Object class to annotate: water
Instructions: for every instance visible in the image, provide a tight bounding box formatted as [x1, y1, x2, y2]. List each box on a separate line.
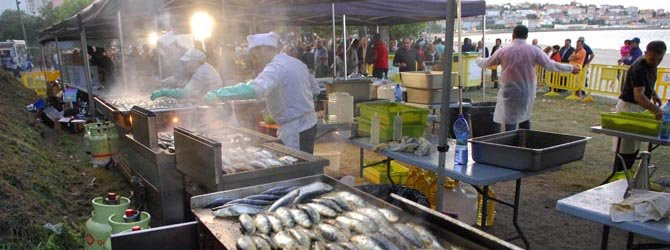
[468, 29, 670, 52]
[659, 102, 670, 140]
[453, 114, 469, 165]
[462, 29, 670, 67]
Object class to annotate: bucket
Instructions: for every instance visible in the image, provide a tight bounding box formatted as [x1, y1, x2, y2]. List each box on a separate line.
[108, 212, 151, 234]
[470, 102, 497, 138]
[316, 151, 341, 176]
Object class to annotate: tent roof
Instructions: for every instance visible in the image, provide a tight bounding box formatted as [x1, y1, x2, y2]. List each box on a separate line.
[39, 0, 486, 43]
[243, 0, 486, 26]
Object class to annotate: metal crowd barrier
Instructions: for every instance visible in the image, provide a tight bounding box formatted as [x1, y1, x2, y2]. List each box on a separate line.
[541, 64, 670, 103]
[582, 64, 628, 102]
[20, 70, 61, 97]
[543, 65, 587, 100]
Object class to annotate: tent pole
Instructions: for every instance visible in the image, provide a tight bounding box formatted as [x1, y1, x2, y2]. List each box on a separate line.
[117, 11, 128, 90]
[481, 14, 486, 102]
[332, 3, 336, 78]
[436, 0, 457, 212]
[55, 37, 69, 84]
[79, 15, 96, 117]
[457, 0, 463, 114]
[40, 45, 49, 88]
[155, 15, 163, 80]
[343, 14, 347, 80]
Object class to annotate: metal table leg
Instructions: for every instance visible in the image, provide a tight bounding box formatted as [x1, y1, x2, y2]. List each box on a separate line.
[511, 179, 529, 249]
[385, 157, 395, 185]
[473, 180, 529, 249]
[359, 147, 364, 177]
[601, 225, 610, 250]
[480, 185, 489, 230]
[627, 232, 635, 249]
[601, 138, 622, 185]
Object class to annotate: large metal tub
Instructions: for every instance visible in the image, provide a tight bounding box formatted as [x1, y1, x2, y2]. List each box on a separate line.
[190, 175, 520, 250]
[174, 127, 324, 193]
[123, 134, 185, 226]
[326, 78, 373, 101]
[470, 129, 589, 171]
[129, 106, 204, 149]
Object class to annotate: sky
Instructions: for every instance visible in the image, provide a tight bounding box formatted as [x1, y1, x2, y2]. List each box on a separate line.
[0, 0, 29, 13]
[486, 0, 670, 10]
[2, 0, 670, 14]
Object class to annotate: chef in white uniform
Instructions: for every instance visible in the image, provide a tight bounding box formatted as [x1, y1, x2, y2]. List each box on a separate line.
[150, 49, 222, 101]
[205, 32, 320, 153]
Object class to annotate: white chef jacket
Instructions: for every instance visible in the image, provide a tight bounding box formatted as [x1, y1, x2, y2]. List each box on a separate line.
[252, 53, 320, 149]
[182, 62, 223, 99]
[476, 39, 574, 124]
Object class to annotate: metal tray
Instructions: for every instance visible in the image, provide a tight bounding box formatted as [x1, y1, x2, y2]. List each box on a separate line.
[175, 127, 324, 193]
[190, 175, 520, 250]
[110, 221, 199, 250]
[470, 129, 589, 171]
[327, 78, 373, 101]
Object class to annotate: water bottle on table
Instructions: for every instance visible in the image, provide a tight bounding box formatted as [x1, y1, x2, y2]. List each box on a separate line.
[453, 114, 469, 165]
[659, 101, 670, 140]
[393, 112, 403, 141]
[394, 84, 403, 103]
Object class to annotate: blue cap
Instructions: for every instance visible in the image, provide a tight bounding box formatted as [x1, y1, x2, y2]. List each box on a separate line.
[632, 37, 641, 44]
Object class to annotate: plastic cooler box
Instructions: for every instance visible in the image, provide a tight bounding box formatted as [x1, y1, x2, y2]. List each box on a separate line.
[601, 112, 660, 136]
[358, 103, 429, 126]
[357, 118, 425, 142]
[363, 160, 410, 185]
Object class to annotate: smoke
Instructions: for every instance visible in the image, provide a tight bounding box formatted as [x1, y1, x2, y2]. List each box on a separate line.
[97, 0, 314, 132]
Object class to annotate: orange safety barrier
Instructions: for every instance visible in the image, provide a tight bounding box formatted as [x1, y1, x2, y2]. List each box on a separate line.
[582, 64, 628, 102]
[543, 65, 587, 100]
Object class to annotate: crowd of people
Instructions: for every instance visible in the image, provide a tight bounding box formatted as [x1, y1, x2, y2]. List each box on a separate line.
[279, 33, 457, 79]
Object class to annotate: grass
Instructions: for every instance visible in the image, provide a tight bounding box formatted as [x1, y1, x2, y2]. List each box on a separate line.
[0, 71, 130, 249]
[463, 86, 670, 182]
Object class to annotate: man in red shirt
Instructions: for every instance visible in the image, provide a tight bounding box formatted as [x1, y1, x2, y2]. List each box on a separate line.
[370, 34, 389, 78]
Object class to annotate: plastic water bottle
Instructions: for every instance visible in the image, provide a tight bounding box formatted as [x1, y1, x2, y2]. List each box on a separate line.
[370, 112, 380, 145]
[393, 112, 403, 141]
[453, 114, 469, 165]
[659, 101, 670, 140]
[394, 84, 403, 103]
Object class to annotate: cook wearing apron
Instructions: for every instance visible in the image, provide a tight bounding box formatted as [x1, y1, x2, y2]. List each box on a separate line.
[205, 32, 320, 153]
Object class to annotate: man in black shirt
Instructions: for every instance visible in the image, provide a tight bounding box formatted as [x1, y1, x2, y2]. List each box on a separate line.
[559, 39, 574, 63]
[613, 40, 666, 174]
[393, 38, 424, 72]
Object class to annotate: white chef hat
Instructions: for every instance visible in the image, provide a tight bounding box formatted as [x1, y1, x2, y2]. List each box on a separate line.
[157, 32, 177, 47]
[247, 32, 280, 50]
[179, 48, 206, 62]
